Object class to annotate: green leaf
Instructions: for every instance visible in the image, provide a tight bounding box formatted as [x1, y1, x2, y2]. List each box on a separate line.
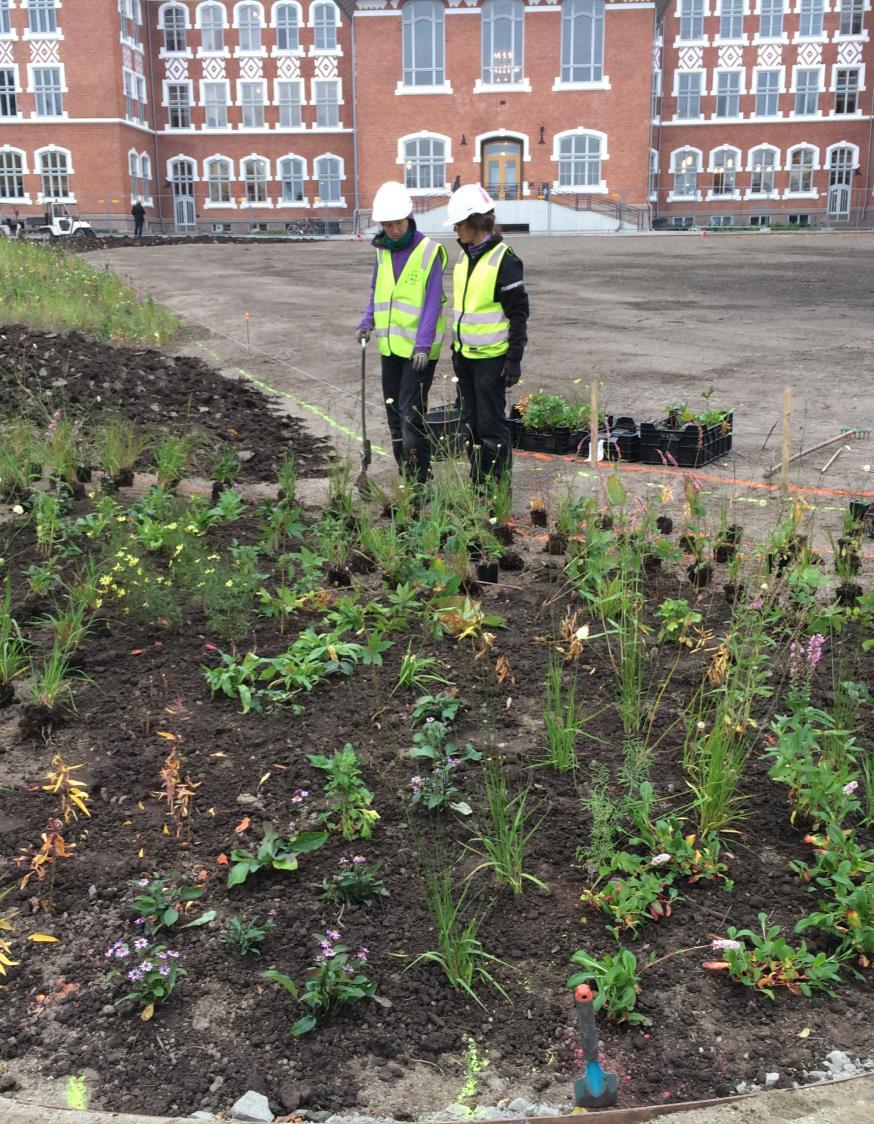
[290, 1015, 318, 1036]
[181, 909, 216, 929]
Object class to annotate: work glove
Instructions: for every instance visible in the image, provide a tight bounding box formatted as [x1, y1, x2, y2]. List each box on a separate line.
[356, 328, 371, 344]
[501, 359, 522, 388]
[411, 350, 429, 373]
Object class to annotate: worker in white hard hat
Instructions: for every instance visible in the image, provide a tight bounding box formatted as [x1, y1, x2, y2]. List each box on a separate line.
[446, 183, 528, 487]
[357, 181, 448, 485]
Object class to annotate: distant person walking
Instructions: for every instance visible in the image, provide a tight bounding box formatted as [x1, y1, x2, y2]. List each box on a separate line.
[131, 201, 146, 238]
[357, 181, 447, 485]
[446, 184, 528, 488]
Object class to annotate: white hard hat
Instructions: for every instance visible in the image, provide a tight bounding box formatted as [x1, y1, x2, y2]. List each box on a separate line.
[372, 181, 413, 223]
[445, 183, 495, 226]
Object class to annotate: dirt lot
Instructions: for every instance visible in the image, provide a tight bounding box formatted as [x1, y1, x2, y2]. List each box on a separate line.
[98, 229, 873, 507]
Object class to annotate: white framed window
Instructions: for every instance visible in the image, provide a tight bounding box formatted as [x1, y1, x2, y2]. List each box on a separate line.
[754, 68, 781, 115]
[793, 67, 820, 115]
[311, 1, 338, 51]
[32, 66, 63, 116]
[0, 147, 27, 200]
[715, 69, 742, 116]
[278, 154, 306, 202]
[679, 0, 706, 42]
[167, 81, 192, 128]
[834, 67, 860, 113]
[758, 0, 783, 39]
[273, 1, 301, 51]
[28, 0, 57, 35]
[239, 79, 266, 127]
[313, 77, 339, 127]
[276, 79, 303, 127]
[0, 0, 12, 37]
[748, 145, 778, 193]
[0, 67, 17, 116]
[555, 130, 605, 190]
[670, 147, 701, 198]
[718, 0, 745, 40]
[559, 0, 604, 85]
[401, 0, 444, 88]
[37, 146, 71, 200]
[708, 146, 741, 196]
[235, 2, 263, 52]
[202, 80, 229, 128]
[797, 0, 824, 37]
[480, 0, 524, 87]
[787, 144, 817, 193]
[401, 133, 447, 191]
[162, 4, 189, 51]
[205, 155, 233, 202]
[242, 155, 269, 202]
[198, 2, 227, 53]
[676, 71, 703, 118]
[838, 0, 865, 36]
[314, 153, 343, 204]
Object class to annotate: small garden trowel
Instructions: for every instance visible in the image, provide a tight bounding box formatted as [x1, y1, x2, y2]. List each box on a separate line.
[573, 983, 618, 1110]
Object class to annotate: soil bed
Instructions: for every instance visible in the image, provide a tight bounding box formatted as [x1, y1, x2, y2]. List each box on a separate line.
[0, 336, 873, 1122]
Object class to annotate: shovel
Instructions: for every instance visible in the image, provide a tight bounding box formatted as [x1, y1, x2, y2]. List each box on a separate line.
[355, 336, 373, 496]
[573, 983, 618, 1110]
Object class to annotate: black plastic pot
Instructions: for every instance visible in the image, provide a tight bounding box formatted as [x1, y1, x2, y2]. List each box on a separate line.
[475, 561, 500, 584]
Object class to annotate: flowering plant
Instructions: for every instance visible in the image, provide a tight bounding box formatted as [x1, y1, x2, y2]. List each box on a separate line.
[264, 931, 376, 1036]
[322, 856, 389, 907]
[107, 938, 185, 1018]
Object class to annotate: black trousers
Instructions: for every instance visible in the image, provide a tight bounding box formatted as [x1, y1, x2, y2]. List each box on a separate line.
[381, 352, 435, 484]
[454, 352, 511, 485]
[133, 221, 144, 236]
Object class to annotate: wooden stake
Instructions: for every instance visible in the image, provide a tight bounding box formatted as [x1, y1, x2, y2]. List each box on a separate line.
[780, 387, 792, 493]
[590, 380, 599, 468]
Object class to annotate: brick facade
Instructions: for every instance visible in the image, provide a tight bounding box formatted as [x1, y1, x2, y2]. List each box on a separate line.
[0, 0, 871, 230]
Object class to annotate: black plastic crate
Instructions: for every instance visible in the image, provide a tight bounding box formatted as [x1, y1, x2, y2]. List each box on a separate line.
[639, 413, 733, 468]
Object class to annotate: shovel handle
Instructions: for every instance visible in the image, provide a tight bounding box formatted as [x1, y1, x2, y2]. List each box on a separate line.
[575, 986, 600, 1062]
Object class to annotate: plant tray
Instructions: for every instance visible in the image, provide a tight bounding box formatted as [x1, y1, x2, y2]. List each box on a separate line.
[639, 412, 733, 468]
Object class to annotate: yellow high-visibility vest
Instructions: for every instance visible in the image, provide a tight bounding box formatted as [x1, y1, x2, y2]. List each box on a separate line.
[452, 243, 511, 359]
[373, 237, 447, 359]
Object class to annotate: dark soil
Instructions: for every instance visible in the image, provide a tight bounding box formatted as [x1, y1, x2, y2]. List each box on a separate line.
[0, 324, 331, 481]
[1, 351, 873, 1120]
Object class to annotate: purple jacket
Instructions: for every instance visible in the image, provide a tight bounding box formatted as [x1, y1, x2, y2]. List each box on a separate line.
[358, 219, 445, 354]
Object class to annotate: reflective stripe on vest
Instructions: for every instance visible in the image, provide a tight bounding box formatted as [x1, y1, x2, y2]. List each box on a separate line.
[372, 236, 447, 360]
[452, 242, 511, 359]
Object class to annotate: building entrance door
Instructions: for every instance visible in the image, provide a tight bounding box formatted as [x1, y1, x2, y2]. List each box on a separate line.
[482, 138, 522, 201]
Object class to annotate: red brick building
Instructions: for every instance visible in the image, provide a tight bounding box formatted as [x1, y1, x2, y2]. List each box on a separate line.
[0, 0, 871, 231]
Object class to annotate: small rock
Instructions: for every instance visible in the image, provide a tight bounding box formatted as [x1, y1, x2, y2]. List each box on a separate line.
[230, 1090, 274, 1122]
[764, 1072, 780, 1088]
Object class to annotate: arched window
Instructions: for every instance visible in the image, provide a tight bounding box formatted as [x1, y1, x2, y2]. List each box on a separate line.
[481, 0, 524, 85]
[274, 2, 300, 50]
[403, 135, 446, 190]
[170, 157, 196, 196]
[671, 148, 700, 196]
[237, 2, 262, 51]
[710, 147, 739, 194]
[199, 3, 226, 52]
[163, 5, 188, 51]
[278, 155, 305, 201]
[315, 154, 341, 202]
[38, 148, 70, 199]
[788, 145, 815, 192]
[749, 146, 778, 193]
[557, 132, 602, 188]
[402, 1, 444, 87]
[312, 2, 337, 50]
[206, 157, 232, 202]
[243, 156, 269, 202]
[0, 149, 26, 200]
[560, 0, 604, 84]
